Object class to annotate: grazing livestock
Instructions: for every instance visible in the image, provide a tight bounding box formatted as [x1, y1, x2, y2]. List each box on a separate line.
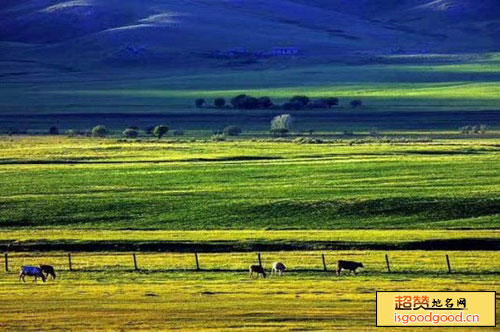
[271, 262, 286, 276]
[337, 260, 364, 275]
[40, 265, 56, 280]
[19, 266, 46, 283]
[249, 265, 266, 278]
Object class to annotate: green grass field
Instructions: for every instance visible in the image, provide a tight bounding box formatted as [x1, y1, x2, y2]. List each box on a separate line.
[0, 136, 498, 330]
[1, 251, 498, 330]
[0, 136, 498, 230]
[2, 53, 500, 116]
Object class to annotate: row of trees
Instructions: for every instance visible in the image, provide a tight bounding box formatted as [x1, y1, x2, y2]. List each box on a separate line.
[63, 125, 172, 139]
[195, 95, 362, 110]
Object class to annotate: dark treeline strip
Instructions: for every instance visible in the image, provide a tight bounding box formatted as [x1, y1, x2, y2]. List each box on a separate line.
[0, 238, 498, 252]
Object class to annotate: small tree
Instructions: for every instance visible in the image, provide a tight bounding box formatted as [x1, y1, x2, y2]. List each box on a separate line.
[195, 98, 206, 108]
[223, 125, 242, 136]
[290, 95, 310, 106]
[231, 94, 259, 109]
[258, 96, 273, 109]
[326, 97, 339, 108]
[270, 114, 294, 136]
[231, 94, 248, 108]
[153, 125, 169, 139]
[350, 100, 362, 108]
[214, 97, 226, 108]
[123, 128, 138, 138]
[145, 126, 155, 135]
[49, 126, 59, 135]
[91, 125, 107, 137]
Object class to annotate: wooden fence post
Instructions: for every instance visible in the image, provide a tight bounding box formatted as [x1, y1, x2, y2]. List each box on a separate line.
[4, 253, 8, 272]
[321, 253, 327, 271]
[68, 253, 72, 271]
[257, 253, 262, 267]
[446, 254, 452, 274]
[133, 253, 138, 271]
[385, 254, 391, 273]
[194, 253, 200, 271]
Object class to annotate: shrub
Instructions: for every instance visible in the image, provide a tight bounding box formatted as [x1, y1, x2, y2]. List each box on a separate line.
[294, 137, 324, 144]
[145, 126, 155, 135]
[223, 125, 242, 136]
[195, 98, 206, 108]
[270, 114, 294, 136]
[123, 128, 138, 138]
[290, 95, 310, 106]
[91, 125, 107, 137]
[153, 125, 169, 139]
[257, 96, 273, 109]
[214, 97, 226, 108]
[127, 126, 139, 130]
[48, 126, 59, 135]
[65, 129, 77, 137]
[350, 100, 362, 108]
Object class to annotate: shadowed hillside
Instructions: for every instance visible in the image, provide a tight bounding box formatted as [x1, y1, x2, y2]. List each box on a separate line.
[0, 0, 498, 69]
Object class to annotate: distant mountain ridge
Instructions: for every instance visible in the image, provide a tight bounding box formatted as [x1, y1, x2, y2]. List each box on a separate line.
[0, 0, 498, 68]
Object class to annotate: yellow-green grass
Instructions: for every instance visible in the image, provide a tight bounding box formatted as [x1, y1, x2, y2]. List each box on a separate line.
[64, 82, 500, 105]
[1, 136, 499, 162]
[0, 137, 498, 229]
[0, 251, 498, 330]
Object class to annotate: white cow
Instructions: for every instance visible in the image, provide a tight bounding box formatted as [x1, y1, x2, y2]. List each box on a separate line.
[271, 262, 286, 276]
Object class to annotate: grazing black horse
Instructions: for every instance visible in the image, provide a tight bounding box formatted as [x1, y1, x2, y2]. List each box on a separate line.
[19, 266, 46, 283]
[40, 265, 56, 280]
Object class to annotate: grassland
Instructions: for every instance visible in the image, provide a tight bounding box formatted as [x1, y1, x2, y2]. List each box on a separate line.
[0, 136, 498, 330]
[2, 53, 500, 118]
[1, 251, 498, 330]
[0, 136, 498, 230]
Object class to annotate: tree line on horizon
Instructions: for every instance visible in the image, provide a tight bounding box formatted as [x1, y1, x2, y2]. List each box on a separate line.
[195, 94, 363, 110]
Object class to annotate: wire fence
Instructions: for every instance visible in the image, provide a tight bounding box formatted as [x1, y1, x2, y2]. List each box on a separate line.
[3, 251, 499, 274]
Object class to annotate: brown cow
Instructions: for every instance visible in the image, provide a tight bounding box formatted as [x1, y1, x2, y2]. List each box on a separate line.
[249, 265, 266, 278]
[337, 260, 364, 275]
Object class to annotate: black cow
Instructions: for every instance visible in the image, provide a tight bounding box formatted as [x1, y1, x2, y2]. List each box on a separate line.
[249, 265, 266, 278]
[337, 260, 364, 275]
[40, 265, 56, 280]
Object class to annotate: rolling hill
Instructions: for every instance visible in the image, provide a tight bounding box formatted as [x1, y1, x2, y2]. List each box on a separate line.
[0, 0, 499, 69]
[0, 0, 499, 120]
